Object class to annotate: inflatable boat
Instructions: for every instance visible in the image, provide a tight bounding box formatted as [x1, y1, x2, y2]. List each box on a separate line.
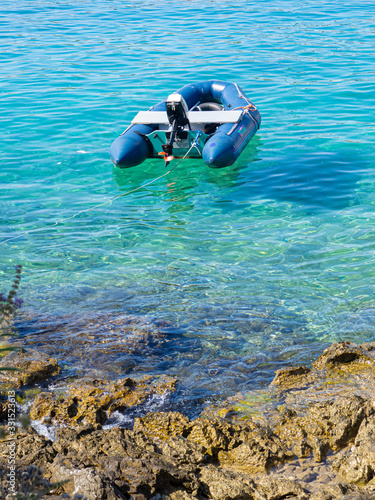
[109, 80, 261, 169]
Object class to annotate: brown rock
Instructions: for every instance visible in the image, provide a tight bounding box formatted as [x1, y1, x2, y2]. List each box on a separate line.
[312, 342, 375, 371]
[0, 427, 55, 469]
[5, 341, 375, 499]
[48, 422, 200, 499]
[0, 350, 61, 390]
[198, 465, 257, 500]
[274, 409, 312, 458]
[336, 493, 375, 500]
[217, 426, 294, 473]
[306, 395, 372, 451]
[160, 436, 207, 465]
[334, 414, 375, 485]
[309, 483, 357, 500]
[166, 492, 199, 500]
[30, 375, 178, 426]
[256, 476, 309, 499]
[49, 457, 125, 499]
[274, 395, 372, 462]
[134, 411, 191, 441]
[188, 417, 232, 458]
[271, 366, 311, 389]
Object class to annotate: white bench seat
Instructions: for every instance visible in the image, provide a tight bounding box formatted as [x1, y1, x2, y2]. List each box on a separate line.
[131, 110, 243, 125]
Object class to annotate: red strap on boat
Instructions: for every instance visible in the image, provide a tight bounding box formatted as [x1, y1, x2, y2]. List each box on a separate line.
[232, 103, 257, 111]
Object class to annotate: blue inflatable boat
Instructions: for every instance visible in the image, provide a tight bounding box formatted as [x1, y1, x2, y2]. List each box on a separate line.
[109, 80, 261, 169]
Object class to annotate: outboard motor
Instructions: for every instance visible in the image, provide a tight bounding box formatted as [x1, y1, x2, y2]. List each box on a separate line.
[165, 93, 189, 126]
[161, 93, 190, 165]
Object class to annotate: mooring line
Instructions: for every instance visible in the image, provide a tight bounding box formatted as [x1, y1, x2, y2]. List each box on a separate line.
[1, 138, 201, 245]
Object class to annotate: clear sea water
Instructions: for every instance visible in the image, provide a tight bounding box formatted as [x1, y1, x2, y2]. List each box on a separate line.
[1, 0, 375, 412]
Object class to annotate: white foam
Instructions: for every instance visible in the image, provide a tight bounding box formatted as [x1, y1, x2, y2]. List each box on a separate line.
[102, 391, 171, 429]
[143, 391, 169, 413]
[102, 411, 133, 430]
[31, 420, 58, 442]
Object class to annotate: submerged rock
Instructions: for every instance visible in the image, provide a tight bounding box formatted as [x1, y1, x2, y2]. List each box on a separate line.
[270, 366, 311, 389]
[0, 349, 61, 391]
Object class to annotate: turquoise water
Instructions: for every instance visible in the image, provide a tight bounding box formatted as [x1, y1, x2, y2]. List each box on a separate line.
[1, 0, 375, 409]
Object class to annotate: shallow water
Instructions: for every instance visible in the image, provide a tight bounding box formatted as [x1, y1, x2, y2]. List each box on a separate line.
[1, 0, 375, 410]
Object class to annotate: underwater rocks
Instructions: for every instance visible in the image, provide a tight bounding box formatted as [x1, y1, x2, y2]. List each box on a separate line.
[0, 349, 61, 390]
[16, 311, 173, 377]
[2, 341, 375, 499]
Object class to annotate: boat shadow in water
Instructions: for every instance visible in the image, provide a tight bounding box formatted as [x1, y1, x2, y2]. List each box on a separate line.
[113, 142, 366, 213]
[112, 136, 261, 200]
[239, 145, 368, 212]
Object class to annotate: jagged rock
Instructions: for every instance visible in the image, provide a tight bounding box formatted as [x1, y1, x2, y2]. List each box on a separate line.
[198, 465, 257, 500]
[274, 409, 312, 458]
[336, 494, 375, 500]
[306, 395, 372, 451]
[271, 366, 311, 389]
[134, 411, 191, 441]
[160, 436, 207, 465]
[255, 476, 309, 499]
[136, 412, 293, 474]
[166, 491, 199, 500]
[0, 427, 55, 469]
[49, 458, 125, 499]
[217, 426, 294, 473]
[49, 423, 200, 499]
[333, 414, 375, 484]
[5, 341, 375, 499]
[187, 417, 233, 458]
[0, 464, 89, 500]
[274, 395, 372, 462]
[309, 483, 357, 500]
[312, 342, 375, 371]
[73, 468, 125, 499]
[30, 375, 177, 426]
[0, 350, 61, 390]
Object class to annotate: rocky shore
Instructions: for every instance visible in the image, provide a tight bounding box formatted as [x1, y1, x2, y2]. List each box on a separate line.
[1, 341, 375, 499]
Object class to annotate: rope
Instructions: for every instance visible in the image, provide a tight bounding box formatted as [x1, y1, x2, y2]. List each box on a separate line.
[0, 134, 202, 245]
[232, 103, 257, 111]
[232, 83, 259, 129]
[233, 83, 257, 111]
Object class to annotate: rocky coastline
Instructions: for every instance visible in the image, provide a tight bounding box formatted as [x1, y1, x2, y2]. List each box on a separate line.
[1, 341, 375, 499]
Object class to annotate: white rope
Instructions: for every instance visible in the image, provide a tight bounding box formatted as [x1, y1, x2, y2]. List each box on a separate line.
[1, 137, 201, 245]
[234, 82, 252, 106]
